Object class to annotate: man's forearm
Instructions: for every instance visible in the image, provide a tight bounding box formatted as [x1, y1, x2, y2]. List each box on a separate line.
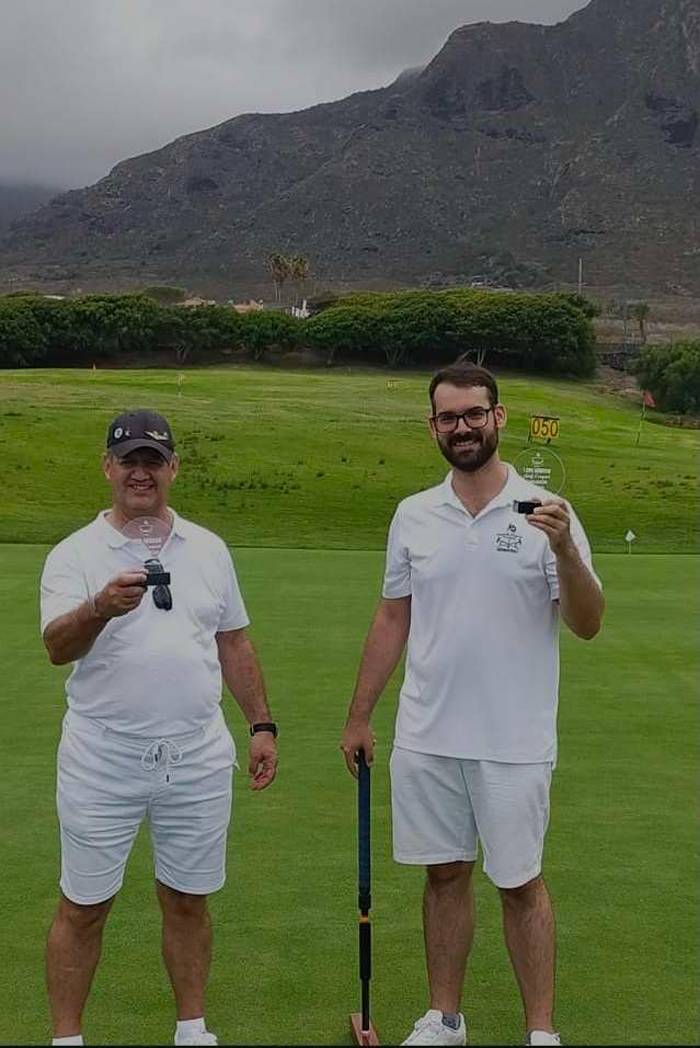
[43, 600, 108, 665]
[556, 546, 605, 639]
[347, 599, 411, 722]
[218, 634, 271, 724]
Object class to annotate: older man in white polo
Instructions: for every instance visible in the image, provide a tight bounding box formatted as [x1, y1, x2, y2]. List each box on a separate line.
[41, 409, 278, 1047]
[341, 362, 604, 1047]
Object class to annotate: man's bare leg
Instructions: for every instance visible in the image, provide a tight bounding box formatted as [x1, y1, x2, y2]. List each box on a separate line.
[423, 861, 476, 1013]
[500, 876, 556, 1034]
[46, 892, 115, 1038]
[156, 881, 212, 1021]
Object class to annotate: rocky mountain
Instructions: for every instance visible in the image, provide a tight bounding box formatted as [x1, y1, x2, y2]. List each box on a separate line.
[1, 0, 698, 296]
[0, 181, 63, 235]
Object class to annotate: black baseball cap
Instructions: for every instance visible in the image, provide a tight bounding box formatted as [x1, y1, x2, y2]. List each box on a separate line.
[106, 409, 175, 461]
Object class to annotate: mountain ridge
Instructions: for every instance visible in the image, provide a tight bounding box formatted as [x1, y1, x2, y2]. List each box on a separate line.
[1, 0, 698, 297]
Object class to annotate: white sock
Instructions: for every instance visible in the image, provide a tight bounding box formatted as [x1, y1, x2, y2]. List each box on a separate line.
[176, 1017, 206, 1041]
[52, 1038, 83, 1046]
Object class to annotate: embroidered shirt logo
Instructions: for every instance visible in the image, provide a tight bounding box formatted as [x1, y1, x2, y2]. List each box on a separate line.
[495, 523, 523, 553]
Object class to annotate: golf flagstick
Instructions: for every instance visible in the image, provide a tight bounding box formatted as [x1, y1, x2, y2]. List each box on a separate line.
[350, 749, 380, 1045]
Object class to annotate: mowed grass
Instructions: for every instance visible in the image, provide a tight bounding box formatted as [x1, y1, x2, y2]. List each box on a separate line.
[0, 365, 697, 551]
[1, 546, 697, 1047]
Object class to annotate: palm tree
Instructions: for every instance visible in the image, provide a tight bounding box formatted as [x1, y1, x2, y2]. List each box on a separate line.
[630, 302, 650, 343]
[288, 255, 311, 306]
[267, 253, 290, 304]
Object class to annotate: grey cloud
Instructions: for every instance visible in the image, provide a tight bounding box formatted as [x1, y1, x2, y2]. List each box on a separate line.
[0, 0, 587, 189]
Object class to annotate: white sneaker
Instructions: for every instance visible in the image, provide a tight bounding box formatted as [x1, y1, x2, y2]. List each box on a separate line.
[174, 1033, 218, 1046]
[525, 1032, 561, 1046]
[401, 1009, 467, 1046]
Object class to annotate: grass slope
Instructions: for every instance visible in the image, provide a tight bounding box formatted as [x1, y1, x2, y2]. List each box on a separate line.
[1, 546, 697, 1046]
[0, 365, 697, 551]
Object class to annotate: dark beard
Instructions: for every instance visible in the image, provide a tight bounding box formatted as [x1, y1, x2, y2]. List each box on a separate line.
[437, 428, 499, 473]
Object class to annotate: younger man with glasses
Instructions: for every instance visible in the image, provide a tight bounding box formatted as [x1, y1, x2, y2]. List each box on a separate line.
[40, 409, 278, 1047]
[341, 363, 604, 1047]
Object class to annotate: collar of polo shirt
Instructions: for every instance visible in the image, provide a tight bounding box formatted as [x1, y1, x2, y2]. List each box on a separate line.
[437, 464, 530, 516]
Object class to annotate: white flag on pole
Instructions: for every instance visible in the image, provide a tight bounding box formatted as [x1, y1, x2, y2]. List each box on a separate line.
[625, 530, 636, 543]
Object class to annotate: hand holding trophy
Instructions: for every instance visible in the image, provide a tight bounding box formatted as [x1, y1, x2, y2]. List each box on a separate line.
[121, 516, 173, 611]
[512, 415, 567, 514]
[512, 446, 567, 510]
[512, 418, 573, 553]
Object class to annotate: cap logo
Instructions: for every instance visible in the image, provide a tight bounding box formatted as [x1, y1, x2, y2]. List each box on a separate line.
[145, 429, 169, 441]
[113, 426, 130, 439]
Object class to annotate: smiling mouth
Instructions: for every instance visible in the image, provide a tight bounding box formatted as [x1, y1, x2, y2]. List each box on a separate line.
[451, 437, 480, 450]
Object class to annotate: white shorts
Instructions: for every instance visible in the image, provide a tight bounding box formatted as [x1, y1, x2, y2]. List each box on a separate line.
[390, 747, 552, 889]
[57, 707, 237, 905]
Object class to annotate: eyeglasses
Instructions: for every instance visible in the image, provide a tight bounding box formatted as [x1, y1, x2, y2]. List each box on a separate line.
[431, 407, 495, 433]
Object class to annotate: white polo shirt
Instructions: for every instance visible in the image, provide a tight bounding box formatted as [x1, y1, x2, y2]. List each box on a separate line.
[40, 510, 249, 736]
[383, 464, 601, 764]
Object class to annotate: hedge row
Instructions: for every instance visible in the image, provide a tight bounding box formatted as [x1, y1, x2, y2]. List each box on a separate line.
[0, 294, 300, 367]
[310, 289, 597, 374]
[1, 288, 597, 376]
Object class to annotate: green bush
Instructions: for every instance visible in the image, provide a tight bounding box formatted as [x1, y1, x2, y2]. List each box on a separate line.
[0, 296, 50, 366]
[237, 311, 303, 360]
[58, 294, 166, 360]
[636, 341, 700, 414]
[166, 305, 242, 363]
[308, 289, 595, 374]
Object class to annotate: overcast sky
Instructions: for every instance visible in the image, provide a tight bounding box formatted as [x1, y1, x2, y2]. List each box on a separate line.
[1, 0, 588, 191]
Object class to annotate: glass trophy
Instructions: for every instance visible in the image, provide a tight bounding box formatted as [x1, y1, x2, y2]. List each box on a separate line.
[121, 516, 173, 610]
[512, 446, 566, 513]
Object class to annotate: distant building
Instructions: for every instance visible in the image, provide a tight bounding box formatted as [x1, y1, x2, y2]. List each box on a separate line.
[181, 296, 216, 307]
[232, 299, 264, 314]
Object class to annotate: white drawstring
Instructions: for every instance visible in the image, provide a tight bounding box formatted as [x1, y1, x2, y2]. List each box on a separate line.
[140, 739, 183, 783]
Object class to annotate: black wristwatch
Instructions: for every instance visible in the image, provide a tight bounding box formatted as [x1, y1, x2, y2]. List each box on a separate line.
[250, 721, 278, 738]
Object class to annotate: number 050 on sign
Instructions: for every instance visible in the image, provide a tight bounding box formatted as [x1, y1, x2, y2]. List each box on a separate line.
[529, 416, 560, 441]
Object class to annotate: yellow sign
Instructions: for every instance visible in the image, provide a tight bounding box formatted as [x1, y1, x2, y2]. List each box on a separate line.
[529, 415, 560, 441]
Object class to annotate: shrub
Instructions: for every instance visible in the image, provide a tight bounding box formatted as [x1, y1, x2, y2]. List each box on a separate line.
[167, 305, 242, 363]
[237, 311, 302, 360]
[636, 341, 700, 414]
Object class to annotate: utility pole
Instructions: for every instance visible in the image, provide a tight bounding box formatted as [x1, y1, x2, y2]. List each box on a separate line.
[577, 257, 583, 296]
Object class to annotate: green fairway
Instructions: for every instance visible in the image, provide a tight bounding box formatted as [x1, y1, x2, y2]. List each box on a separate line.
[1, 546, 697, 1047]
[0, 365, 697, 551]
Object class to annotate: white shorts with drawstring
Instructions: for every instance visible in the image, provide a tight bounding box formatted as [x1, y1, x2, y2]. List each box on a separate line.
[390, 746, 552, 889]
[56, 707, 237, 904]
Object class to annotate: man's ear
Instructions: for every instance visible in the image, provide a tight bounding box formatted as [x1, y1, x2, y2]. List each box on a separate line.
[169, 454, 180, 480]
[495, 404, 507, 428]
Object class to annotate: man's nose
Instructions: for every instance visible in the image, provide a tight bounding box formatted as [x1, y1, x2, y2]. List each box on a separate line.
[454, 415, 471, 435]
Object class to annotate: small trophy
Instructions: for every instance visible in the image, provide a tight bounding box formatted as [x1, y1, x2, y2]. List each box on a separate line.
[121, 516, 173, 610]
[512, 445, 566, 514]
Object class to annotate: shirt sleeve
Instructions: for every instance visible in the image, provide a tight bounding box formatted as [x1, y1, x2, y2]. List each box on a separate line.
[544, 502, 603, 601]
[216, 543, 250, 632]
[40, 540, 89, 634]
[382, 507, 412, 599]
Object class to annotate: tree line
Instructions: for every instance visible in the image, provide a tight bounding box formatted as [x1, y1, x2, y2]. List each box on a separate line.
[0, 287, 596, 368]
